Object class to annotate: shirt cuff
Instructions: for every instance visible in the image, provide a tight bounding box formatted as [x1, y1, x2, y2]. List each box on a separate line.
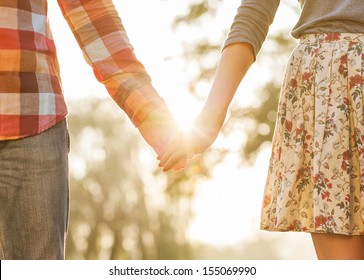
[124, 86, 169, 127]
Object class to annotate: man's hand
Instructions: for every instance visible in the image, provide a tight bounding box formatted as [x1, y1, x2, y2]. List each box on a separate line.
[138, 107, 187, 171]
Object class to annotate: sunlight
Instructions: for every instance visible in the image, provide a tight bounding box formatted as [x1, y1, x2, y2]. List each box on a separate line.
[173, 110, 196, 132]
[165, 91, 201, 133]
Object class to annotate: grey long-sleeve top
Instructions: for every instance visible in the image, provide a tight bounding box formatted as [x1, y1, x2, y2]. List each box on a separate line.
[224, 0, 364, 57]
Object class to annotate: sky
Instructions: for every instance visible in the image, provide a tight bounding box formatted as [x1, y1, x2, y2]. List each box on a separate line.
[47, 0, 316, 259]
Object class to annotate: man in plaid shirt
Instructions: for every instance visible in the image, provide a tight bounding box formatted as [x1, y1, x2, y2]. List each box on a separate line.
[0, 0, 184, 259]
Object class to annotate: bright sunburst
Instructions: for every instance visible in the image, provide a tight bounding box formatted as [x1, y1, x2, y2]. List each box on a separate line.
[168, 95, 201, 133]
[173, 110, 196, 132]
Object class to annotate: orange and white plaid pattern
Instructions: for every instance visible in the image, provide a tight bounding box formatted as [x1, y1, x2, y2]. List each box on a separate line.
[0, 0, 163, 140]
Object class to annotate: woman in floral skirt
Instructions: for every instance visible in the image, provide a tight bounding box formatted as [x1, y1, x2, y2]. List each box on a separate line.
[159, 0, 364, 259]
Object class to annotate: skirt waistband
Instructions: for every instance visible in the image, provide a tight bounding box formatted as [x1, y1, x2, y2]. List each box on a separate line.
[299, 33, 364, 44]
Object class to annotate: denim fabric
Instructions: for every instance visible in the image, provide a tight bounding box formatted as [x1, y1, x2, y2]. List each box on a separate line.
[0, 120, 70, 259]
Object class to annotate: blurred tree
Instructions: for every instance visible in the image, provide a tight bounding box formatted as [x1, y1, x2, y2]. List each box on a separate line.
[65, 98, 198, 259]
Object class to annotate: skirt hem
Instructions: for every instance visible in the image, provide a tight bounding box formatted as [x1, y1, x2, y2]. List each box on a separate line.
[260, 224, 364, 236]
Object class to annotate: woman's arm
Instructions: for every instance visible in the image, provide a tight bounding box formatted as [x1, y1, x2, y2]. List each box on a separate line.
[158, 42, 255, 171]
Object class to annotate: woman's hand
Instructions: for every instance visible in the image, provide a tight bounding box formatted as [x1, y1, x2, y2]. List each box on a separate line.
[158, 107, 226, 172]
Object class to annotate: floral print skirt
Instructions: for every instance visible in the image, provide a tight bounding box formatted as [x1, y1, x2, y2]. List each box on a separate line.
[261, 33, 364, 235]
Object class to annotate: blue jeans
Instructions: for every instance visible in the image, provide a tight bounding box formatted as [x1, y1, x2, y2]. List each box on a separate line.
[0, 120, 70, 259]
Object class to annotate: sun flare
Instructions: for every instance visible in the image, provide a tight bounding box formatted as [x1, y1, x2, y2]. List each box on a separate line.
[173, 111, 196, 132]
[167, 95, 200, 133]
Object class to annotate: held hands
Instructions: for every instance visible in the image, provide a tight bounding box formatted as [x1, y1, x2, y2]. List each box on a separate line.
[138, 95, 226, 172]
[157, 107, 226, 172]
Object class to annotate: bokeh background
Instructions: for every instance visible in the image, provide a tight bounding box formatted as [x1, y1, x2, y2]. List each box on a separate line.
[49, 0, 316, 259]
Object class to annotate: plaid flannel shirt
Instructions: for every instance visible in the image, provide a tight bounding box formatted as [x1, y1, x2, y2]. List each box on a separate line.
[0, 0, 166, 140]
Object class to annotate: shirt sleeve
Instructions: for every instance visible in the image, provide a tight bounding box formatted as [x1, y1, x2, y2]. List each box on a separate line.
[57, 0, 167, 127]
[223, 0, 280, 58]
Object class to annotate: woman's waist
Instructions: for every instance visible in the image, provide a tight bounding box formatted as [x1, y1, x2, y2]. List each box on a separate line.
[299, 33, 364, 44]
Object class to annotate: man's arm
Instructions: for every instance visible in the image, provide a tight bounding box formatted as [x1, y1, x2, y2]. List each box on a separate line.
[57, 0, 183, 166]
[57, 0, 166, 126]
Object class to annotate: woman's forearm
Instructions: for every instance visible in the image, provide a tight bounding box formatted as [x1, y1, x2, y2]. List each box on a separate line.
[203, 42, 255, 116]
